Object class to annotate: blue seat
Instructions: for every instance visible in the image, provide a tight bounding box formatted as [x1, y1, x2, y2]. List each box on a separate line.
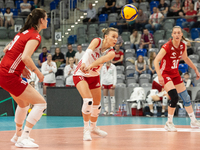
[150, 1, 159, 13]
[136, 49, 147, 57]
[28, 1, 34, 5]
[190, 28, 200, 40]
[47, 18, 51, 27]
[149, 30, 154, 35]
[109, 22, 117, 27]
[15, 1, 23, 10]
[178, 64, 188, 73]
[70, 0, 77, 9]
[11, 8, 18, 17]
[50, 1, 56, 11]
[68, 35, 77, 44]
[99, 14, 107, 23]
[1, 8, 6, 14]
[176, 18, 186, 28]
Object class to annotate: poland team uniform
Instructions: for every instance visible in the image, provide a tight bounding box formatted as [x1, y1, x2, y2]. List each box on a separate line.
[160, 39, 185, 85]
[0, 28, 41, 96]
[73, 38, 114, 89]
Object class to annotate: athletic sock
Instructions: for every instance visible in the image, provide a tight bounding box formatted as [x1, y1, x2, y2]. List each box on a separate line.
[150, 109, 153, 113]
[162, 109, 165, 113]
[90, 121, 96, 130]
[167, 114, 173, 123]
[189, 112, 196, 122]
[84, 121, 89, 128]
[21, 126, 32, 138]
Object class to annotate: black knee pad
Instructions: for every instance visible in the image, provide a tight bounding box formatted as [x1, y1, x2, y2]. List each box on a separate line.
[168, 89, 179, 108]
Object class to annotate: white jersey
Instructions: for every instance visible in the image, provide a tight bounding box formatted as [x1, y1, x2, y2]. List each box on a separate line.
[74, 38, 114, 77]
[64, 64, 77, 85]
[41, 61, 57, 83]
[100, 63, 117, 86]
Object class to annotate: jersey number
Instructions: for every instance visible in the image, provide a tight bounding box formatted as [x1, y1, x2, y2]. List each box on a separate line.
[171, 60, 179, 69]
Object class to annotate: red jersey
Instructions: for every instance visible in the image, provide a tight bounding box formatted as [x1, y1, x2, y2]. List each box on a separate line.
[114, 50, 124, 61]
[186, 10, 197, 22]
[0, 28, 41, 76]
[160, 40, 186, 77]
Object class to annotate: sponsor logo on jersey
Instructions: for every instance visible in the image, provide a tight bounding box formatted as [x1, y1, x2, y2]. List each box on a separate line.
[170, 52, 176, 59]
[171, 47, 175, 50]
[166, 77, 171, 81]
[96, 82, 100, 87]
[21, 80, 27, 85]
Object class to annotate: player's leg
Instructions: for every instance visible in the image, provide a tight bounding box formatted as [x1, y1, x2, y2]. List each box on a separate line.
[109, 86, 115, 115]
[90, 87, 107, 138]
[175, 82, 200, 128]
[161, 95, 169, 117]
[43, 84, 47, 97]
[13, 84, 46, 147]
[102, 86, 109, 115]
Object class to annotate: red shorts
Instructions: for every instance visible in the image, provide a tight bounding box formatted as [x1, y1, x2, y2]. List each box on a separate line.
[0, 75, 28, 97]
[43, 83, 56, 87]
[162, 74, 183, 85]
[152, 81, 162, 92]
[102, 84, 113, 89]
[66, 85, 75, 87]
[73, 75, 101, 89]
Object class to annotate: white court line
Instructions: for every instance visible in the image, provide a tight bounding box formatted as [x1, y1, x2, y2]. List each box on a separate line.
[126, 128, 200, 132]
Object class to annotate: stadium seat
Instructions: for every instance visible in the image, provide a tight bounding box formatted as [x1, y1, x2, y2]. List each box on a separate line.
[11, 8, 18, 17]
[50, 1, 56, 11]
[88, 24, 98, 30]
[191, 28, 200, 40]
[126, 77, 137, 86]
[117, 74, 125, 84]
[150, 1, 159, 13]
[126, 65, 135, 77]
[165, 29, 172, 40]
[5, 1, 15, 9]
[139, 3, 148, 11]
[141, 83, 152, 87]
[125, 49, 135, 59]
[176, 18, 186, 28]
[136, 49, 147, 57]
[8, 29, 17, 39]
[60, 45, 68, 54]
[116, 66, 124, 74]
[124, 41, 131, 50]
[189, 54, 199, 63]
[178, 64, 188, 73]
[56, 76, 65, 87]
[15, 18, 24, 26]
[163, 22, 173, 31]
[81, 43, 89, 51]
[109, 22, 117, 27]
[43, 27, 51, 40]
[125, 57, 136, 66]
[139, 74, 151, 86]
[99, 14, 107, 23]
[153, 30, 165, 47]
[158, 39, 168, 50]
[0, 1, 4, 9]
[88, 34, 98, 42]
[131, 2, 139, 8]
[88, 26, 97, 34]
[128, 83, 139, 88]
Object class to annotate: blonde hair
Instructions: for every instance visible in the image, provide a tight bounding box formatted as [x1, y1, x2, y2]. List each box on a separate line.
[149, 52, 156, 68]
[102, 27, 118, 38]
[137, 55, 144, 63]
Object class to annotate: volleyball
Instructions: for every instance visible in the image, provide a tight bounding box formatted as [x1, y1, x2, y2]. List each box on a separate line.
[121, 4, 138, 21]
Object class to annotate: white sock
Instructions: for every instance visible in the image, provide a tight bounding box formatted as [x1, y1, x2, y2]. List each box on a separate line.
[21, 126, 32, 138]
[189, 112, 196, 122]
[90, 121, 96, 130]
[167, 114, 173, 123]
[150, 109, 153, 113]
[104, 96, 109, 112]
[110, 96, 116, 112]
[84, 121, 89, 128]
[162, 109, 165, 113]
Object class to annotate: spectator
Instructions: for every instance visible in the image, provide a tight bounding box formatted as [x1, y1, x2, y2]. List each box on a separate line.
[194, 0, 200, 11]
[130, 29, 141, 50]
[116, 35, 124, 50]
[132, 0, 143, 3]
[183, 72, 194, 87]
[66, 44, 76, 65]
[182, 0, 194, 14]
[135, 9, 148, 31]
[148, 52, 156, 75]
[112, 20, 129, 35]
[111, 44, 124, 66]
[115, 0, 126, 14]
[140, 28, 155, 49]
[27, 70, 39, 92]
[182, 3, 197, 30]
[41, 53, 57, 97]
[135, 55, 146, 76]
[75, 44, 85, 64]
[158, 0, 168, 17]
[64, 57, 77, 87]
[4, 7, 14, 29]
[191, 7, 200, 28]
[101, 0, 116, 14]
[31, 0, 39, 11]
[52, 47, 65, 68]
[77, 3, 97, 23]
[101, 61, 117, 115]
[167, 0, 184, 17]
[145, 7, 164, 31]
[0, 10, 4, 27]
[20, 0, 31, 17]
[183, 38, 194, 56]
[38, 46, 50, 68]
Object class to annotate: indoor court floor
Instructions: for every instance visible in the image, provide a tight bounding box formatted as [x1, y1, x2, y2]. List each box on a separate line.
[0, 116, 199, 150]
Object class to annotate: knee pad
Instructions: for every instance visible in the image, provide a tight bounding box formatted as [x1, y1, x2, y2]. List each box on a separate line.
[82, 98, 93, 114]
[26, 103, 47, 125]
[91, 104, 101, 117]
[146, 96, 153, 105]
[162, 96, 168, 106]
[168, 89, 179, 108]
[15, 105, 29, 124]
[179, 90, 191, 107]
[103, 96, 108, 104]
[110, 96, 115, 104]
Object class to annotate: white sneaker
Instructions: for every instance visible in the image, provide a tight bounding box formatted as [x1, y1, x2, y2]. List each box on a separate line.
[15, 137, 39, 148]
[83, 127, 92, 141]
[110, 111, 114, 116]
[164, 122, 177, 132]
[103, 111, 108, 116]
[91, 126, 107, 138]
[191, 120, 200, 128]
[11, 133, 35, 144]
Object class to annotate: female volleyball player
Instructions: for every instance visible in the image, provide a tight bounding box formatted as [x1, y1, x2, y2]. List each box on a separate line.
[0, 8, 47, 147]
[154, 26, 200, 132]
[73, 27, 118, 141]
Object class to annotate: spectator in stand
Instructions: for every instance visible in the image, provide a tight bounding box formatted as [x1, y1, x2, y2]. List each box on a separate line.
[38, 46, 50, 68]
[115, 0, 126, 14]
[183, 38, 194, 56]
[64, 57, 77, 87]
[101, 0, 116, 14]
[4, 7, 14, 29]
[145, 7, 164, 31]
[0, 10, 4, 27]
[135, 55, 146, 76]
[20, 0, 31, 17]
[140, 28, 155, 49]
[158, 0, 168, 17]
[75, 44, 85, 65]
[27, 69, 39, 92]
[112, 44, 124, 66]
[41, 53, 57, 97]
[52, 47, 65, 68]
[31, 0, 39, 11]
[182, 3, 197, 30]
[116, 35, 124, 50]
[77, 3, 97, 23]
[167, 0, 184, 17]
[130, 29, 141, 50]
[194, 0, 200, 11]
[183, 72, 194, 87]
[135, 9, 148, 31]
[148, 52, 156, 75]
[66, 44, 76, 65]
[132, 0, 143, 3]
[182, 0, 194, 14]
[191, 7, 200, 28]
[112, 20, 128, 35]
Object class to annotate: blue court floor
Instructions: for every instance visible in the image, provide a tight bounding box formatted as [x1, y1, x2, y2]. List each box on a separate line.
[0, 116, 192, 131]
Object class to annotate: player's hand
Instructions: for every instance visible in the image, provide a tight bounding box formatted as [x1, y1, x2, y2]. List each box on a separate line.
[37, 72, 44, 82]
[195, 69, 200, 80]
[158, 75, 164, 86]
[80, 63, 88, 73]
[22, 67, 31, 79]
[112, 85, 115, 89]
